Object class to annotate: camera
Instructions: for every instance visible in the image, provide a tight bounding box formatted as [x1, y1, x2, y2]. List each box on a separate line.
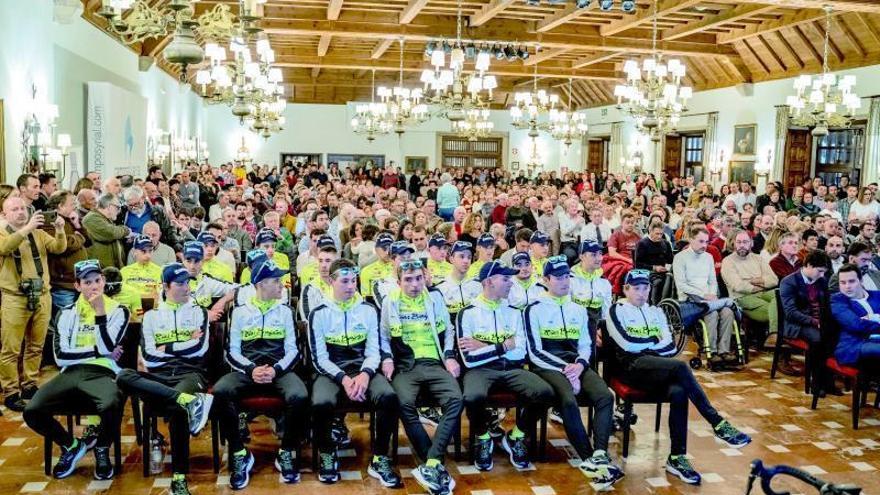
[20, 278, 44, 310]
[42, 210, 58, 225]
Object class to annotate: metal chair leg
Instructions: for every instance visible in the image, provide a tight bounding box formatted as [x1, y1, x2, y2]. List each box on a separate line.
[621, 402, 633, 458]
[654, 403, 662, 432]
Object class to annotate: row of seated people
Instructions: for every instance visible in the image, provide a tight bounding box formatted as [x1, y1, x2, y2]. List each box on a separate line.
[21, 237, 754, 495]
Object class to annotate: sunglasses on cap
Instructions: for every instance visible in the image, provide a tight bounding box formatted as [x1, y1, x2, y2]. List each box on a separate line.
[452, 241, 473, 250]
[547, 255, 567, 264]
[629, 269, 650, 277]
[74, 259, 100, 271]
[400, 259, 425, 271]
[332, 266, 360, 278]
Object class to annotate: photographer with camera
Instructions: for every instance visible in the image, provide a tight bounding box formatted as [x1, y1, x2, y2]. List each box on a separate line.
[0, 195, 67, 412]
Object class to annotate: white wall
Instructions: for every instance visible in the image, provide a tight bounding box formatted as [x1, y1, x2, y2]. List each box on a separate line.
[0, 0, 205, 182]
[204, 102, 586, 173]
[580, 63, 880, 182]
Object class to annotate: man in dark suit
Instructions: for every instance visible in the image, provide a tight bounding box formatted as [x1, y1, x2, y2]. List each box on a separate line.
[779, 250, 832, 394]
[830, 263, 880, 372]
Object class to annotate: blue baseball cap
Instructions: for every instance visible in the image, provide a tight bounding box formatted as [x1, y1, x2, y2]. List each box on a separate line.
[512, 252, 531, 266]
[133, 235, 153, 252]
[391, 241, 415, 257]
[450, 240, 473, 255]
[317, 235, 336, 250]
[183, 241, 205, 261]
[476, 233, 495, 248]
[478, 260, 518, 282]
[624, 269, 651, 286]
[375, 233, 395, 249]
[245, 249, 268, 270]
[255, 228, 277, 246]
[162, 263, 195, 285]
[251, 258, 287, 285]
[530, 231, 550, 245]
[74, 259, 102, 280]
[428, 234, 448, 249]
[580, 239, 603, 254]
[196, 231, 218, 245]
[543, 255, 571, 278]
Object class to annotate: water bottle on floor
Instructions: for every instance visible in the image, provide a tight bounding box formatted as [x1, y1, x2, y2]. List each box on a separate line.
[149, 437, 165, 475]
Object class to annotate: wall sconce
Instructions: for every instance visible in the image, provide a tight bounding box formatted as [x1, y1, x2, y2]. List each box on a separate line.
[54, 133, 71, 183]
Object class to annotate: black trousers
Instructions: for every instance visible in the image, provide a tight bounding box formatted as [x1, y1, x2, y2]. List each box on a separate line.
[311, 374, 398, 455]
[24, 365, 122, 449]
[620, 356, 722, 455]
[560, 241, 579, 267]
[116, 369, 206, 474]
[797, 326, 826, 392]
[533, 367, 613, 459]
[212, 370, 309, 454]
[462, 367, 553, 438]
[392, 361, 463, 463]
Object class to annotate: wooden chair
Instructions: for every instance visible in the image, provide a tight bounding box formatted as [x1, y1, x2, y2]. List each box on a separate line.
[770, 289, 812, 394]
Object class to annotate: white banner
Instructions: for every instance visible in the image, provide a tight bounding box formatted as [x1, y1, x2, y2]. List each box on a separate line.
[86, 81, 147, 180]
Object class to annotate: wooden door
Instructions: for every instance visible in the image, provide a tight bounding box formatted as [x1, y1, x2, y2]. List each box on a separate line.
[587, 139, 604, 175]
[663, 135, 683, 179]
[783, 129, 811, 195]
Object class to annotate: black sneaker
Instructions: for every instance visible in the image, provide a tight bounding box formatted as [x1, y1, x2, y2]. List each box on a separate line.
[579, 450, 624, 489]
[238, 412, 251, 444]
[185, 393, 213, 436]
[52, 440, 88, 479]
[317, 450, 339, 484]
[230, 450, 254, 490]
[80, 424, 100, 450]
[367, 455, 401, 488]
[474, 435, 494, 471]
[437, 463, 455, 492]
[501, 432, 530, 470]
[275, 449, 300, 484]
[170, 477, 192, 495]
[93, 446, 114, 480]
[21, 385, 38, 400]
[330, 415, 351, 447]
[412, 463, 448, 495]
[4, 393, 25, 412]
[487, 408, 506, 438]
[666, 454, 701, 485]
[418, 407, 442, 428]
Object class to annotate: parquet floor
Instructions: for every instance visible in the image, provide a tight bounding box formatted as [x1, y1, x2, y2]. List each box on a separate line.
[0, 350, 878, 495]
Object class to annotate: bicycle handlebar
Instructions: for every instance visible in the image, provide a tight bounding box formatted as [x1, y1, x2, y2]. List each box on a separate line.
[746, 460, 862, 495]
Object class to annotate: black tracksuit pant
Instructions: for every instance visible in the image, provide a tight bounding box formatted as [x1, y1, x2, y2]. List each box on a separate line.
[311, 374, 398, 455]
[392, 360, 463, 463]
[212, 370, 309, 454]
[533, 367, 613, 460]
[462, 367, 554, 438]
[619, 355, 722, 455]
[24, 365, 122, 449]
[116, 368, 206, 474]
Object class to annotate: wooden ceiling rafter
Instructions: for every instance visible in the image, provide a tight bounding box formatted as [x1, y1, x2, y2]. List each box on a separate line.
[661, 4, 777, 41]
[536, 2, 598, 33]
[600, 0, 703, 36]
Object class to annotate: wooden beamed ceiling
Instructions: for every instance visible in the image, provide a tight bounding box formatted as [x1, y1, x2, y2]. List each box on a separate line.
[81, 0, 880, 109]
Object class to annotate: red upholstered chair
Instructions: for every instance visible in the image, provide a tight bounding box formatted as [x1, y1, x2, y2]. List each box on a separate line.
[608, 377, 667, 458]
[770, 289, 812, 394]
[811, 357, 873, 430]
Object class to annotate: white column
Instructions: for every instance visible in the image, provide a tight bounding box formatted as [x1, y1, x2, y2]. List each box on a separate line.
[862, 96, 880, 186]
[773, 105, 789, 182]
[610, 122, 623, 174]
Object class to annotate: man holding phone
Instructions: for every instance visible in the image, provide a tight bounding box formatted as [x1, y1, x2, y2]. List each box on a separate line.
[0, 196, 67, 412]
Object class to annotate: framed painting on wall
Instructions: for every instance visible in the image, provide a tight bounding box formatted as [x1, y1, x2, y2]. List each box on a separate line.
[327, 154, 385, 170]
[733, 124, 757, 159]
[281, 153, 322, 167]
[405, 156, 428, 173]
[729, 160, 756, 184]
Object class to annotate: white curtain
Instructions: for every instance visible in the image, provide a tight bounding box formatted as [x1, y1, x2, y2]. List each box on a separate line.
[610, 122, 622, 174]
[705, 111, 719, 181]
[773, 105, 789, 182]
[862, 97, 880, 186]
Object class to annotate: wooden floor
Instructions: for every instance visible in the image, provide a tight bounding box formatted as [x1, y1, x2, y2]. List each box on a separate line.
[1, 349, 879, 495]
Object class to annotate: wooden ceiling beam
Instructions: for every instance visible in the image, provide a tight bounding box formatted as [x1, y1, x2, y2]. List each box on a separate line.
[835, 15, 867, 58]
[522, 48, 570, 66]
[260, 18, 740, 59]
[854, 13, 880, 45]
[661, 5, 777, 41]
[399, 0, 430, 25]
[370, 38, 395, 59]
[600, 0, 702, 37]
[810, 20, 844, 62]
[722, 0, 880, 14]
[757, 35, 788, 72]
[470, 0, 518, 27]
[536, 2, 597, 33]
[317, 34, 332, 57]
[717, 8, 833, 44]
[327, 0, 344, 21]
[791, 25, 823, 65]
[773, 30, 805, 69]
[571, 52, 621, 69]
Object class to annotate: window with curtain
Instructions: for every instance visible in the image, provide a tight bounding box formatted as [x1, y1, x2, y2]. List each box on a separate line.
[683, 133, 705, 183]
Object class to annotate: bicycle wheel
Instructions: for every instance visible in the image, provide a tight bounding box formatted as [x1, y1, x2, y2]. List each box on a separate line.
[658, 299, 688, 356]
